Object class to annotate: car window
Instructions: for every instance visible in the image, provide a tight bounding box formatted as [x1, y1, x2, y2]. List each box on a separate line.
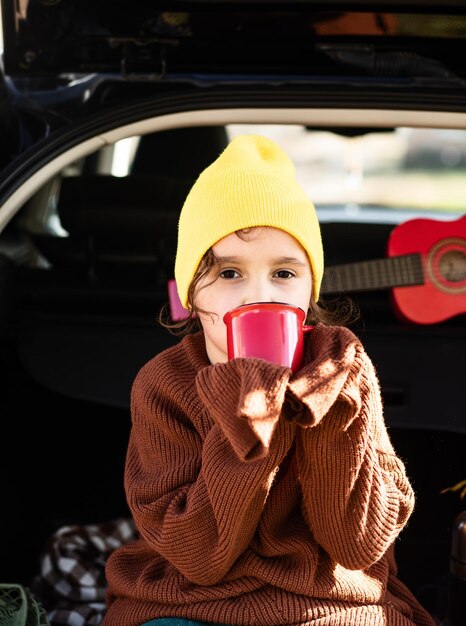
[105, 124, 466, 228]
[226, 124, 466, 223]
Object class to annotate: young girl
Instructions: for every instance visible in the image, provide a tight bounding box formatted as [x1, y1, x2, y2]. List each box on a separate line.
[103, 134, 435, 626]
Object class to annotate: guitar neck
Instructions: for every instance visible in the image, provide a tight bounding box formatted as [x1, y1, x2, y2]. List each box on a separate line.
[321, 253, 424, 295]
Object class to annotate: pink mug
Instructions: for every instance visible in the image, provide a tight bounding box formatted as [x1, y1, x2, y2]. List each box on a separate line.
[223, 302, 313, 373]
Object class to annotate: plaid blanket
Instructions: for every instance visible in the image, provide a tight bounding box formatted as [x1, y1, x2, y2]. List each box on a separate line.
[33, 518, 137, 626]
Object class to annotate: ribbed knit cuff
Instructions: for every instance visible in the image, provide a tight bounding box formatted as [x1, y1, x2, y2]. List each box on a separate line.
[196, 358, 291, 462]
[286, 324, 361, 429]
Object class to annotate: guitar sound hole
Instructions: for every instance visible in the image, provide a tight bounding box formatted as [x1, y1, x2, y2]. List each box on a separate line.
[438, 250, 466, 282]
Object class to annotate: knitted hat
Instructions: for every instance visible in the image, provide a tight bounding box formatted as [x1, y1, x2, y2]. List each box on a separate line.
[174, 134, 324, 308]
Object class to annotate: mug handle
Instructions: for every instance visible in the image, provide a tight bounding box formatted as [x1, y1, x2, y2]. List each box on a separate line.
[303, 325, 314, 334]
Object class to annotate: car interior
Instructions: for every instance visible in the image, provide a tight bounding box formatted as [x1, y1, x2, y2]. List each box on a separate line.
[0, 119, 465, 625]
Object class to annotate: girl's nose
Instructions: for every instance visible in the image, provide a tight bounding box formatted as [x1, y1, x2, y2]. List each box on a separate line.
[242, 278, 273, 305]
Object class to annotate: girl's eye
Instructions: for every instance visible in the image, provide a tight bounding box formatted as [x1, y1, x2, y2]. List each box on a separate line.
[274, 270, 295, 279]
[219, 269, 240, 279]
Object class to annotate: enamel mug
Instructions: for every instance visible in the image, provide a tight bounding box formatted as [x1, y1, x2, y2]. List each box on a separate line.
[223, 302, 313, 373]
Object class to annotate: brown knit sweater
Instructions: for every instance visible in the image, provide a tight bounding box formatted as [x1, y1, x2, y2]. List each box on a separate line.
[104, 324, 435, 626]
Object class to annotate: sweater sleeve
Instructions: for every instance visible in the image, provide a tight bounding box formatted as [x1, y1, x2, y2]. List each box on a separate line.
[292, 326, 415, 570]
[195, 357, 292, 461]
[125, 354, 296, 586]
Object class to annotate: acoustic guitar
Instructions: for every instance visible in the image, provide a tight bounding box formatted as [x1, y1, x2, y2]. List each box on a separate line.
[320, 215, 466, 325]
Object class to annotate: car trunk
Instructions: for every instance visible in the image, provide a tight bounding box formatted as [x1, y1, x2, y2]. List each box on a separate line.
[0, 3, 465, 625]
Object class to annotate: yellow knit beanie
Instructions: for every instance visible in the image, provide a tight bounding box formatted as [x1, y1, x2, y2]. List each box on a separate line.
[174, 134, 324, 308]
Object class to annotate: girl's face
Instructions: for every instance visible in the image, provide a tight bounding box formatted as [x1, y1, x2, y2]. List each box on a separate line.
[194, 226, 313, 364]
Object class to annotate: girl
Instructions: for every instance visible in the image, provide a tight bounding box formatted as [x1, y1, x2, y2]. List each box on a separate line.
[103, 134, 435, 626]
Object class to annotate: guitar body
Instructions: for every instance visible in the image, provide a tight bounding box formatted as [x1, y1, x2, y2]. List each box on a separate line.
[388, 215, 466, 324]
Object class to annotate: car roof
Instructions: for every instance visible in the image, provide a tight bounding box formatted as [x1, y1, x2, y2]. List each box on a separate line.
[1, 3, 466, 140]
[2, 2, 466, 78]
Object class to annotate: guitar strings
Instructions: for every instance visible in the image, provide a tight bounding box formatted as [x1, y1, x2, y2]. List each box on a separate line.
[321, 254, 424, 294]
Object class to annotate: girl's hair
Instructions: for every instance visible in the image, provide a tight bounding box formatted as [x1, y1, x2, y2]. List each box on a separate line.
[159, 232, 358, 335]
